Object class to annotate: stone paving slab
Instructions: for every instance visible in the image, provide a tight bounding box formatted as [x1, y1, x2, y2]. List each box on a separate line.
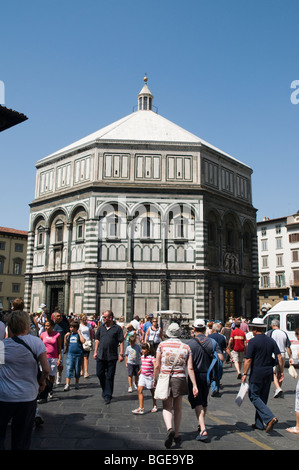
[4, 352, 299, 453]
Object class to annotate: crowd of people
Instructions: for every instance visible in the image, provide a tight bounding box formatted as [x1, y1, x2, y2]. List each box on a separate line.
[0, 301, 299, 450]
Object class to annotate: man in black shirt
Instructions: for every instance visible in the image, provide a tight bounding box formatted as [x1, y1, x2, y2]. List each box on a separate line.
[94, 310, 124, 404]
[188, 319, 223, 442]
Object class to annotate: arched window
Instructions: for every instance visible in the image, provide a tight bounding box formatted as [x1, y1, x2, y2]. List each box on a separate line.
[55, 220, 64, 243]
[108, 214, 119, 238]
[75, 217, 85, 241]
[141, 216, 151, 238]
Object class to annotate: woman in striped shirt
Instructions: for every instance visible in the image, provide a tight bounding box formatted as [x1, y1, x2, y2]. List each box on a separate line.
[132, 343, 157, 414]
[154, 322, 198, 449]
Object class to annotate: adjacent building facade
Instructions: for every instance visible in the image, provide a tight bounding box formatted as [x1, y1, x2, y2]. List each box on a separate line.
[0, 227, 28, 311]
[24, 78, 258, 322]
[257, 212, 299, 310]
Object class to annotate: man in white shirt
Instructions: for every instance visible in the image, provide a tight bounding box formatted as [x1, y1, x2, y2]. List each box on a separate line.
[267, 319, 294, 397]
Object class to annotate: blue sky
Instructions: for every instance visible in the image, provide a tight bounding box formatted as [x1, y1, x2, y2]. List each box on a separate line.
[1, 0, 299, 230]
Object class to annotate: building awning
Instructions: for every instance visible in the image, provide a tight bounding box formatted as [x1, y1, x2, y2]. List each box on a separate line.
[0, 105, 28, 132]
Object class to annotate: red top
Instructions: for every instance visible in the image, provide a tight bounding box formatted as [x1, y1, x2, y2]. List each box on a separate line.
[230, 328, 246, 352]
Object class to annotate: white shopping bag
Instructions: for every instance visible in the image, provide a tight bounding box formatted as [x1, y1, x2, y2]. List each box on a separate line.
[235, 382, 249, 407]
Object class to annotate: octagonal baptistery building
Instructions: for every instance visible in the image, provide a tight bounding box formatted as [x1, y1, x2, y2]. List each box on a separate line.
[24, 78, 258, 323]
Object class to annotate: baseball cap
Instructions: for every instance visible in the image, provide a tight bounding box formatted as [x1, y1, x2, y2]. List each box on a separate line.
[193, 319, 206, 328]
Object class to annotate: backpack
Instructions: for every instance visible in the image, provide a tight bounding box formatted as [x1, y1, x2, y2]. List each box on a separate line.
[194, 337, 220, 386]
[28, 316, 39, 337]
[267, 328, 291, 349]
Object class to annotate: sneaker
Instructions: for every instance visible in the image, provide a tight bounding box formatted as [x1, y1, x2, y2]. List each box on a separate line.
[64, 384, 70, 391]
[132, 408, 144, 414]
[133, 383, 138, 390]
[34, 415, 44, 427]
[37, 398, 47, 404]
[274, 388, 283, 398]
[128, 386, 133, 393]
[56, 375, 61, 385]
[75, 383, 79, 390]
[48, 391, 53, 399]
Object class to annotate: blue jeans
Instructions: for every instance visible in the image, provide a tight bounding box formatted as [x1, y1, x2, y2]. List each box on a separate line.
[248, 378, 275, 429]
[96, 359, 117, 400]
[211, 360, 223, 394]
[65, 354, 83, 379]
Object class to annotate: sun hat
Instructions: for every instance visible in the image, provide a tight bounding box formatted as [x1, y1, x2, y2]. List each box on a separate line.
[193, 319, 206, 328]
[166, 322, 182, 338]
[249, 317, 267, 328]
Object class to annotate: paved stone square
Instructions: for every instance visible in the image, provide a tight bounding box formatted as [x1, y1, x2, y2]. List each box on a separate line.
[5, 355, 299, 452]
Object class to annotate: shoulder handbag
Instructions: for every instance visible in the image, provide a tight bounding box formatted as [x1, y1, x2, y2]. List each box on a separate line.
[11, 336, 53, 399]
[83, 339, 92, 351]
[154, 343, 183, 400]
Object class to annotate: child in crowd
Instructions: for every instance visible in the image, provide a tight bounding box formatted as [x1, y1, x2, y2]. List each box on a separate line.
[125, 335, 141, 392]
[64, 321, 85, 391]
[124, 323, 136, 349]
[132, 342, 157, 415]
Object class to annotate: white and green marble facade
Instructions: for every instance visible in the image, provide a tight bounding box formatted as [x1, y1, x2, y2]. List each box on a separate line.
[24, 79, 258, 323]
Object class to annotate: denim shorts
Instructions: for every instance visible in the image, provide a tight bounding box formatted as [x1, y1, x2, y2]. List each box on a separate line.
[65, 354, 83, 379]
[127, 364, 140, 377]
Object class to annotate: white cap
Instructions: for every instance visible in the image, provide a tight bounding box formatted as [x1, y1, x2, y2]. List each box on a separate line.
[193, 319, 205, 328]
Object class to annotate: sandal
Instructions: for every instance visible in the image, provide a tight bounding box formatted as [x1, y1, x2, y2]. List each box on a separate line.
[196, 428, 208, 442]
[151, 406, 158, 413]
[132, 408, 144, 415]
[286, 427, 299, 434]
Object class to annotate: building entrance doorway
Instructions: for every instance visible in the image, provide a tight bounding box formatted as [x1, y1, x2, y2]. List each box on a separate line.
[224, 288, 236, 321]
[48, 284, 64, 315]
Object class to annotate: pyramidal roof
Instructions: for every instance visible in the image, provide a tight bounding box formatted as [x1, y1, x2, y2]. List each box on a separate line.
[41, 77, 245, 166]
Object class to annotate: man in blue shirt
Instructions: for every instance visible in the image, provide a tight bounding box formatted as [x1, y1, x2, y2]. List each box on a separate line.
[242, 318, 283, 432]
[142, 313, 153, 340]
[209, 323, 226, 397]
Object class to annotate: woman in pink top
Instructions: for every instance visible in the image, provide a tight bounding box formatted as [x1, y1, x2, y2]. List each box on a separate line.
[40, 319, 62, 394]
